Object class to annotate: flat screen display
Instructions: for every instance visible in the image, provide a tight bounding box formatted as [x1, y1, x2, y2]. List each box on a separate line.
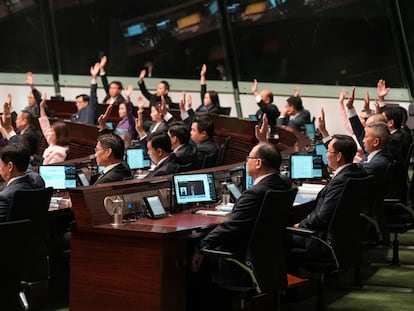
[39, 165, 77, 190]
[245, 163, 254, 190]
[315, 143, 328, 165]
[144, 195, 168, 219]
[173, 173, 217, 205]
[305, 123, 315, 140]
[126, 148, 151, 170]
[289, 154, 323, 180]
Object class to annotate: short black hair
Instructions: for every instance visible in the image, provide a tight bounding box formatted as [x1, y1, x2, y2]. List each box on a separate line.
[20, 109, 35, 126]
[97, 133, 125, 160]
[0, 142, 30, 172]
[76, 94, 90, 102]
[255, 142, 282, 170]
[383, 106, 404, 129]
[331, 134, 357, 163]
[110, 81, 123, 90]
[286, 96, 303, 111]
[193, 115, 215, 138]
[160, 80, 170, 91]
[147, 132, 172, 153]
[168, 121, 190, 145]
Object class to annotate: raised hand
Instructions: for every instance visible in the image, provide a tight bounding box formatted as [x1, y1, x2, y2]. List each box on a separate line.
[135, 111, 146, 137]
[377, 79, 390, 101]
[294, 87, 300, 97]
[187, 94, 192, 110]
[1, 94, 13, 132]
[90, 62, 100, 79]
[251, 79, 258, 95]
[26, 72, 34, 86]
[97, 104, 113, 130]
[346, 86, 356, 109]
[99, 55, 107, 72]
[159, 95, 167, 116]
[180, 92, 186, 113]
[200, 64, 207, 77]
[139, 69, 146, 82]
[255, 113, 268, 142]
[317, 107, 329, 138]
[124, 85, 133, 99]
[363, 90, 370, 112]
[137, 95, 144, 112]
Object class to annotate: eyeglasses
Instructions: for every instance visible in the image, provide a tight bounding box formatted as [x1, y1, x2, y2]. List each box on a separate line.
[326, 150, 338, 154]
[94, 147, 105, 152]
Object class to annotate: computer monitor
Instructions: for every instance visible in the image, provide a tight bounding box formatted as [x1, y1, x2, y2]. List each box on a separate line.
[77, 172, 90, 187]
[315, 143, 328, 165]
[245, 163, 254, 190]
[305, 123, 315, 140]
[289, 154, 323, 180]
[126, 148, 151, 170]
[39, 165, 77, 190]
[173, 173, 217, 205]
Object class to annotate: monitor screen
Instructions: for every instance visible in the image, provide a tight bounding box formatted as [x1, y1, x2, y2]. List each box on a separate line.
[305, 123, 315, 140]
[173, 173, 217, 205]
[315, 143, 328, 165]
[39, 165, 77, 190]
[289, 154, 323, 180]
[77, 172, 90, 187]
[126, 148, 151, 170]
[245, 163, 254, 190]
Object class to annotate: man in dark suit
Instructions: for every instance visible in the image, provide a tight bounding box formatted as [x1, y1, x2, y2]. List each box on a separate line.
[277, 96, 311, 133]
[292, 135, 367, 256]
[190, 115, 218, 168]
[137, 68, 173, 108]
[0, 142, 45, 222]
[145, 132, 179, 178]
[251, 79, 280, 134]
[99, 56, 126, 106]
[8, 109, 41, 156]
[168, 121, 197, 168]
[71, 63, 100, 125]
[91, 133, 131, 185]
[190, 142, 291, 310]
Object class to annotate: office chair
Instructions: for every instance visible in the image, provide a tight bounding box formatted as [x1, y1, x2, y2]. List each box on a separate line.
[201, 188, 298, 311]
[0, 219, 32, 311]
[216, 136, 231, 166]
[7, 187, 54, 309]
[218, 106, 231, 116]
[287, 176, 376, 311]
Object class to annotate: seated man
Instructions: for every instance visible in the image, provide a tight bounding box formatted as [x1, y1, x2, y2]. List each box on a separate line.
[70, 63, 100, 125]
[145, 132, 179, 178]
[190, 115, 218, 169]
[251, 79, 280, 133]
[291, 134, 367, 256]
[91, 133, 132, 184]
[167, 121, 196, 167]
[99, 56, 126, 105]
[190, 142, 291, 310]
[0, 142, 45, 222]
[137, 68, 173, 107]
[277, 96, 311, 132]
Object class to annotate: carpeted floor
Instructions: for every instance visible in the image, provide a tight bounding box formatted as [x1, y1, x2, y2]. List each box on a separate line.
[282, 230, 414, 310]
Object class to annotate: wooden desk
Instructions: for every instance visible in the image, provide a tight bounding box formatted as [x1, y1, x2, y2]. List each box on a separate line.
[70, 212, 224, 311]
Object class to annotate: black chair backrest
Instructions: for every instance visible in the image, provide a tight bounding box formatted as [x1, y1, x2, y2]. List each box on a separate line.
[218, 107, 231, 116]
[0, 219, 32, 291]
[247, 188, 298, 292]
[7, 187, 54, 282]
[216, 136, 231, 166]
[327, 176, 376, 267]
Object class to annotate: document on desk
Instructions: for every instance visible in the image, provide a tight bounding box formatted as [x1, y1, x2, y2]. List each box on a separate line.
[298, 183, 325, 195]
[195, 210, 230, 216]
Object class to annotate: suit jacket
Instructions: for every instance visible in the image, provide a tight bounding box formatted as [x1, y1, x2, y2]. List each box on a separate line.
[196, 84, 219, 114]
[300, 163, 367, 237]
[200, 173, 291, 257]
[9, 127, 41, 156]
[100, 74, 126, 105]
[0, 174, 45, 222]
[137, 79, 173, 107]
[174, 144, 197, 166]
[70, 83, 98, 125]
[277, 109, 311, 132]
[92, 162, 132, 185]
[145, 153, 179, 178]
[194, 137, 218, 168]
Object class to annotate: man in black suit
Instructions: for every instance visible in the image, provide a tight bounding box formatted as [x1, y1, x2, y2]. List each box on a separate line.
[137, 68, 173, 108]
[190, 115, 218, 169]
[99, 56, 126, 106]
[0, 142, 45, 222]
[145, 132, 179, 178]
[292, 135, 367, 256]
[190, 142, 291, 310]
[91, 133, 131, 185]
[277, 96, 311, 132]
[251, 79, 280, 133]
[71, 63, 100, 125]
[168, 122, 196, 168]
